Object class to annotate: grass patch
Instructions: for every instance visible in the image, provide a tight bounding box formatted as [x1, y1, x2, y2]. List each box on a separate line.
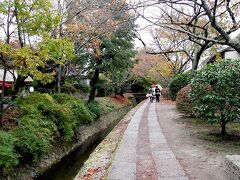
[95, 96, 131, 114]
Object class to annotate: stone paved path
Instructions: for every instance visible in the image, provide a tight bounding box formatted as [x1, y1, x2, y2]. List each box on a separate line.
[108, 101, 189, 180]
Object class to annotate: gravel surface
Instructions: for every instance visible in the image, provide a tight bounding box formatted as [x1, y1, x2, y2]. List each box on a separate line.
[156, 100, 225, 180]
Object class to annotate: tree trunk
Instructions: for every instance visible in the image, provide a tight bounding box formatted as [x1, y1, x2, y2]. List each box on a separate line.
[0, 68, 7, 110]
[114, 88, 117, 97]
[13, 75, 27, 97]
[88, 67, 100, 102]
[14, 4, 24, 47]
[57, 66, 62, 94]
[192, 53, 200, 71]
[221, 120, 226, 136]
[6, 0, 11, 44]
[119, 88, 124, 97]
[192, 44, 208, 71]
[228, 42, 240, 54]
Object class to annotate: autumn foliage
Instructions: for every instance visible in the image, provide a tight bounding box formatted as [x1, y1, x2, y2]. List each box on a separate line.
[111, 95, 130, 105]
[161, 88, 170, 99]
[133, 49, 174, 87]
[176, 84, 193, 116]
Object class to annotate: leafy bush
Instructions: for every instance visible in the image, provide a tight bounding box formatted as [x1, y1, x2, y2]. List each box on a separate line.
[71, 101, 95, 125]
[61, 83, 78, 94]
[176, 84, 193, 116]
[190, 59, 240, 135]
[17, 93, 54, 106]
[86, 101, 102, 118]
[11, 92, 96, 165]
[51, 93, 77, 104]
[74, 82, 90, 93]
[168, 72, 191, 100]
[95, 97, 126, 113]
[37, 102, 76, 140]
[43, 94, 94, 140]
[0, 131, 19, 171]
[13, 114, 57, 162]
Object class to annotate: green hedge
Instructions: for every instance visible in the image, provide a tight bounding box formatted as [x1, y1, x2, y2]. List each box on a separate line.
[168, 72, 191, 100]
[86, 101, 102, 118]
[16, 93, 94, 141]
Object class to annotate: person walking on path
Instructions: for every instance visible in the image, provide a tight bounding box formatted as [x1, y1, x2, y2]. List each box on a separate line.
[155, 86, 161, 102]
[147, 88, 154, 103]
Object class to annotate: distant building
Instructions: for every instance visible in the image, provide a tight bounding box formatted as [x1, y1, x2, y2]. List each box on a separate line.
[0, 68, 33, 93]
[223, 47, 240, 59]
[0, 69, 33, 83]
[202, 46, 240, 66]
[201, 32, 240, 66]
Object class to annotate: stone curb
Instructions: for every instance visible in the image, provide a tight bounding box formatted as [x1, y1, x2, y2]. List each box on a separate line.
[225, 155, 240, 180]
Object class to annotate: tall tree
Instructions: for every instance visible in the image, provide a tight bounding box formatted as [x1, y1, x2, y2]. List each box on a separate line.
[0, 0, 62, 94]
[102, 30, 136, 97]
[150, 29, 192, 74]
[71, 0, 136, 101]
[83, 29, 135, 102]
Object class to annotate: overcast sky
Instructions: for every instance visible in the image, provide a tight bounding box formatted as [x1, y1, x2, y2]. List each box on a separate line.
[132, 1, 159, 49]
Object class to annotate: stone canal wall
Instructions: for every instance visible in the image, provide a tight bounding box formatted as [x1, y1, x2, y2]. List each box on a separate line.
[4, 105, 133, 180]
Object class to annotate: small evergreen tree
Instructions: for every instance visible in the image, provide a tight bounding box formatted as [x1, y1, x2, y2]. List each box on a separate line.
[190, 59, 240, 135]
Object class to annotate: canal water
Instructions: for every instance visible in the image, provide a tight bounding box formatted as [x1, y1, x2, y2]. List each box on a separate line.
[35, 142, 99, 180]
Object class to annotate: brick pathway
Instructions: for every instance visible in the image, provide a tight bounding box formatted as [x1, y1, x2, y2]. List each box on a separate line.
[107, 101, 189, 180]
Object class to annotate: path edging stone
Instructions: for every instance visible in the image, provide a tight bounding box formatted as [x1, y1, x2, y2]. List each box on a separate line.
[74, 100, 146, 179]
[225, 155, 240, 180]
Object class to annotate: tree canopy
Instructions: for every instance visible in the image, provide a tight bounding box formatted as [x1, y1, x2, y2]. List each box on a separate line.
[132, 0, 240, 70]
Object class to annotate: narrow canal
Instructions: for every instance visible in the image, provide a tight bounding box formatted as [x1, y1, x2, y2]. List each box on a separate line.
[35, 142, 99, 180]
[35, 97, 145, 180]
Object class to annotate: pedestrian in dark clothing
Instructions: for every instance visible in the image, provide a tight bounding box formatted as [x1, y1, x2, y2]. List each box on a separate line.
[155, 86, 161, 102]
